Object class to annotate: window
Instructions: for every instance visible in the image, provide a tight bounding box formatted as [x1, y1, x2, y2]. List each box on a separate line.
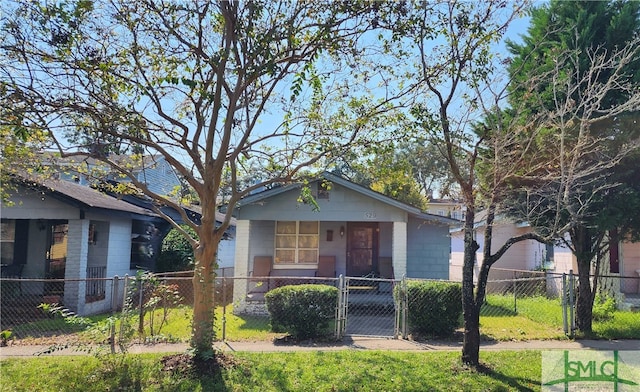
[1, 220, 15, 265]
[275, 221, 318, 265]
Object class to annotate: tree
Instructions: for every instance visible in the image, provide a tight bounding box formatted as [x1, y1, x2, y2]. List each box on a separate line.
[0, 0, 391, 359]
[397, 138, 460, 200]
[378, 0, 542, 366]
[332, 144, 429, 209]
[505, 0, 640, 333]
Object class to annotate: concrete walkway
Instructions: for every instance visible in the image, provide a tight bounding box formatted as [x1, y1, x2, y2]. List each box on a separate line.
[2, 338, 640, 358]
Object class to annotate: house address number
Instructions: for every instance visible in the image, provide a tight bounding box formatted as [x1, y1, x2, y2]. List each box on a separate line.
[364, 212, 377, 219]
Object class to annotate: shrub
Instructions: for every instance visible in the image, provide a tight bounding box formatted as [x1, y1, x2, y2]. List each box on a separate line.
[401, 280, 462, 338]
[157, 225, 197, 273]
[265, 284, 338, 340]
[592, 292, 617, 321]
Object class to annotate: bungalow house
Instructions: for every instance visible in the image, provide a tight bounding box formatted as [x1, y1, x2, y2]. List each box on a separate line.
[231, 172, 457, 313]
[1, 176, 164, 315]
[39, 152, 237, 270]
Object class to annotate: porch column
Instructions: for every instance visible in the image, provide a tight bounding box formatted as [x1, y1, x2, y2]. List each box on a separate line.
[392, 221, 407, 278]
[232, 220, 250, 312]
[64, 219, 90, 314]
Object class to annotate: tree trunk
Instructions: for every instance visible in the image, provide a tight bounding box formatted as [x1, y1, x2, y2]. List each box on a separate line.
[571, 225, 596, 334]
[191, 240, 218, 358]
[462, 304, 481, 365]
[575, 259, 594, 333]
[461, 210, 481, 365]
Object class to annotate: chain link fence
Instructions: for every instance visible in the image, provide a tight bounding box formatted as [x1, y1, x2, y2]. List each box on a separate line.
[2, 269, 639, 347]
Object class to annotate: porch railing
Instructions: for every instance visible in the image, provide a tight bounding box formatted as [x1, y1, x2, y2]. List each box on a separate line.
[86, 266, 107, 302]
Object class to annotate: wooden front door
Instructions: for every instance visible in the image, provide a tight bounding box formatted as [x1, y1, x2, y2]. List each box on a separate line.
[346, 222, 379, 277]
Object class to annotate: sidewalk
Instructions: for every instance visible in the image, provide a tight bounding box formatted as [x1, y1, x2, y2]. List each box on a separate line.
[3, 338, 640, 358]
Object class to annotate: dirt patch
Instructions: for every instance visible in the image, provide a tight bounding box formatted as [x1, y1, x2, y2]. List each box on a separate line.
[161, 352, 242, 378]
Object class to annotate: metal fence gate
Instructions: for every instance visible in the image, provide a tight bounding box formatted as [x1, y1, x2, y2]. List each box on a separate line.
[338, 276, 400, 338]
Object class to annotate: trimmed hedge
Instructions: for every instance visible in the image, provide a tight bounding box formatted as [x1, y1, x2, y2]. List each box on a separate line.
[401, 280, 462, 338]
[265, 284, 338, 340]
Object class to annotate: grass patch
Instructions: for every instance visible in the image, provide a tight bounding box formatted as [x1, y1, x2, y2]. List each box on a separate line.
[592, 311, 640, 339]
[6, 305, 277, 345]
[0, 350, 542, 391]
[480, 295, 567, 341]
[479, 294, 640, 341]
[214, 306, 280, 341]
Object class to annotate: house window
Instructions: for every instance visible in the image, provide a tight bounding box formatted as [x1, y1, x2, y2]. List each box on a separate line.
[1, 219, 15, 265]
[275, 221, 318, 265]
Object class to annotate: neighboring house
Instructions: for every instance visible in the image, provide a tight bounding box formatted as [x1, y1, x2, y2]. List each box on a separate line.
[449, 218, 574, 282]
[231, 172, 457, 312]
[1, 176, 164, 315]
[449, 215, 640, 297]
[614, 241, 640, 295]
[41, 153, 182, 197]
[426, 199, 466, 221]
[42, 152, 237, 270]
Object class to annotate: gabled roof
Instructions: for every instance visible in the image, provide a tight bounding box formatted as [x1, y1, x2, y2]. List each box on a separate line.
[38, 151, 168, 172]
[14, 175, 157, 219]
[237, 171, 458, 225]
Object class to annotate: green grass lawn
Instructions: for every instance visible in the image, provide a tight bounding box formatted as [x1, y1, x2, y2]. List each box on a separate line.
[479, 294, 640, 341]
[0, 350, 542, 392]
[479, 295, 568, 341]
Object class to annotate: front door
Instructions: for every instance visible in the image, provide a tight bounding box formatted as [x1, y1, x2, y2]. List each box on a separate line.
[346, 222, 378, 277]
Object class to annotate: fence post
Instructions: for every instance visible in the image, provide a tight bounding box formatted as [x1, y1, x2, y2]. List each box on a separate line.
[568, 270, 575, 337]
[393, 278, 399, 339]
[111, 276, 119, 313]
[513, 271, 517, 314]
[335, 274, 344, 339]
[138, 276, 145, 333]
[110, 275, 119, 354]
[335, 275, 344, 339]
[222, 277, 227, 342]
[562, 273, 568, 335]
[401, 275, 408, 339]
[120, 274, 129, 346]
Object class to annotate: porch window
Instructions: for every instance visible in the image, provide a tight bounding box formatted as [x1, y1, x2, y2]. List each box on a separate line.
[275, 221, 318, 265]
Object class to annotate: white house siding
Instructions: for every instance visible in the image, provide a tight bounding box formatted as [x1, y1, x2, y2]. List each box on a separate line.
[406, 217, 449, 279]
[449, 223, 561, 282]
[64, 219, 90, 314]
[392, 221, 407, 278]
[102, 218, 133, 278]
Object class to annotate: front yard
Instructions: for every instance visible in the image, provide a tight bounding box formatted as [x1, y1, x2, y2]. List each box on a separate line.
[4, 294, 640, 347]
[0, 350, 542, 391]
